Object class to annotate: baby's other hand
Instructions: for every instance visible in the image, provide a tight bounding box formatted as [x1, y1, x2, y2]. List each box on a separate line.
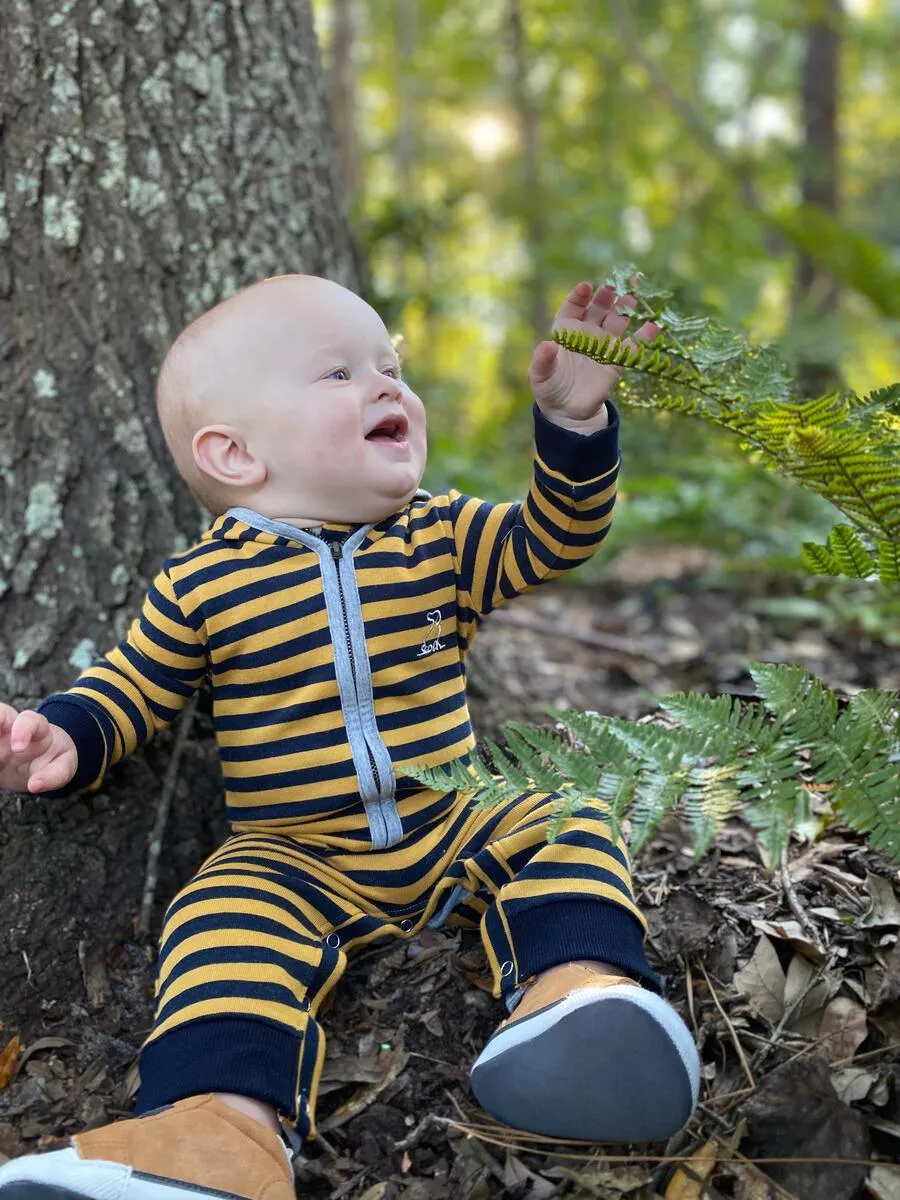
[0, 704, 78, 794]
[530, 280, 660, 429]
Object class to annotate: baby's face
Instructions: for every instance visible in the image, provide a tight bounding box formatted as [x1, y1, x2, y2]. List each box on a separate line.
[181, 277, 428, 525]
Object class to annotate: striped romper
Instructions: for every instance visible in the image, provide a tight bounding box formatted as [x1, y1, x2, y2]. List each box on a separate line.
[38, 403, 656, 1138]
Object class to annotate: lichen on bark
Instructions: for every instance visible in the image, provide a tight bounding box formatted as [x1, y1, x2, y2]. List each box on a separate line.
[0, 0, 363, 1030]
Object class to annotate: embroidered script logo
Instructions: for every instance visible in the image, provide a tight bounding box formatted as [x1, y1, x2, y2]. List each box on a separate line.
[417, 609, 447, 658]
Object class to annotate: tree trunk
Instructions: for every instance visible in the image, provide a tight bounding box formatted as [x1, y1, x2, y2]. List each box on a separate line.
[0, 0, 361, 1044]
[793, 0, 843, 394]
[327, 0, 362, 205]
[505, 0, 549, 343]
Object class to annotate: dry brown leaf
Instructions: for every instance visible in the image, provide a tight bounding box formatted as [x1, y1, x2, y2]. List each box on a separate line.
[818, 996, 869, 1060]
[869, 1165, 900, 1200]
[733, 936, 785, 1023]
[831, 1066, 877, 1104]
[860, 874, 900, 929]
[732, 1160, 782, 1200]
[358, 1185, 389, 1200]
[664, 1140, 716, 1199]
[503, 1152, 556, 1199]
[0, 1037, 22, 1091]
[545, 1163, 651, 1195]
[740, 1055, 870, 1200]
[783, 954, 831, 1028]
[752, 918, 825, 964]
[319, 1049, 409, 1132]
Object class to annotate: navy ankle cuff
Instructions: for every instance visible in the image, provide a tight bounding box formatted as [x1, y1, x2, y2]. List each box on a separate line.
[505, 898, 660, 992]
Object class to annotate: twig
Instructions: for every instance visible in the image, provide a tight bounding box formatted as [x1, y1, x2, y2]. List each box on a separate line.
[832, 1040, 900, 1069]
[487, 608, 656, 659]
[779, 845, 822, 947]
[394, 1113, 440, 1151]
[750, 956, 831, 1074]
[698, 960, 756, 1094]
[138, 696, 199, 937]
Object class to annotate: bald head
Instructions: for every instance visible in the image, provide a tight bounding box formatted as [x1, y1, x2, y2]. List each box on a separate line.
[156, 275, 388, 512]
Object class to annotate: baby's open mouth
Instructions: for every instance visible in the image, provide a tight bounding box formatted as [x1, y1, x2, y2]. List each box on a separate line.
[365, 413, 409, 442]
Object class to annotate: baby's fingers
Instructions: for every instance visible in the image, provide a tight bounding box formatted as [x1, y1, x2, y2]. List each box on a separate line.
[10, 709, 51, 756]
[0, 703, 19, 743]
[27, 744, 77, 794]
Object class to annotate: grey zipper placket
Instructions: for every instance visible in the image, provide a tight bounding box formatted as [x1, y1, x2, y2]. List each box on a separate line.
[225, 508, 402, 849]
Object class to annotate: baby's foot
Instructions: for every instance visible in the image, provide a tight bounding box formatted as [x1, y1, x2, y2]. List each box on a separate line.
[0, 1093, 296, 1199]
[470, 960, 700, 1142]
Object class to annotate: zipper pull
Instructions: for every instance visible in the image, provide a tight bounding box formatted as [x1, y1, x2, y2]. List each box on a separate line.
[331, 540, 343, 562]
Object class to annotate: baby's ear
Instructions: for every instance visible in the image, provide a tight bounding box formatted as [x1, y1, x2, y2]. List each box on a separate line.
[192, 425, 267, 490]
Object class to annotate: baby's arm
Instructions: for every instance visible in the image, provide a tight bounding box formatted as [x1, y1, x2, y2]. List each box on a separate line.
[1, 558, 208, 798]
[448, 401, 620, 634]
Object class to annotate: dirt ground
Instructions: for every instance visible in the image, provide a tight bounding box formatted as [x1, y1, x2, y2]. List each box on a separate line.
[1, 554, 899, 1199]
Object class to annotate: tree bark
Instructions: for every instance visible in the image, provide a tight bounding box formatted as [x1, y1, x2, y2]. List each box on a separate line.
[505, 0, 549, 342]
[327, 0, 362, 205]
[0, 0, 361, 1038]
[793, 0, 843, 394]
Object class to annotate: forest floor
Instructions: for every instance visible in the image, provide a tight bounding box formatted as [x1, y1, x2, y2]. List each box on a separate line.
[1, 548, 899, 1200]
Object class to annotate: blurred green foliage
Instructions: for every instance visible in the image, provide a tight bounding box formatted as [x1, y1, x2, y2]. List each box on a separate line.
[314, 0, 900, 610]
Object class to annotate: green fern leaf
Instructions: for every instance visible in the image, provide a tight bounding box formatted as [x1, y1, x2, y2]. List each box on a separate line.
[877, 540, 900, 584]
[828, 524, 877, 578]
[802, 541, 841, 575]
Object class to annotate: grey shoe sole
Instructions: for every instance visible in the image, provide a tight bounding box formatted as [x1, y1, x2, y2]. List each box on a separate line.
[469, 984, 700, 1142]
[0, 1189, 87, 1199]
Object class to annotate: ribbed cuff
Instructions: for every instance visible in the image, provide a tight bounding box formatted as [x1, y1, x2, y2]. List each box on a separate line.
[136, 1018, 304, 1125]
[533, 401, 620, 482]
[506, 897, 660, 992]
[35, 695, 112, 797]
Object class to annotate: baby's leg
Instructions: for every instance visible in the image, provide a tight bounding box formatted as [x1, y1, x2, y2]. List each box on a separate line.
[0, 832, 351, 1198]
[437, 788, 699, 1141]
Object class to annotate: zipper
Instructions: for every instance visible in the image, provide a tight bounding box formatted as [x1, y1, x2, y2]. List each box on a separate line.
[331, 539, 382, 792]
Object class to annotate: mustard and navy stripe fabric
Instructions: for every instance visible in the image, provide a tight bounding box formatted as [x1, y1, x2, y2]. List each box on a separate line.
[135, 785, 655, 1136]
[38, 403, 622, 850]
[36, 402, 657, 1130]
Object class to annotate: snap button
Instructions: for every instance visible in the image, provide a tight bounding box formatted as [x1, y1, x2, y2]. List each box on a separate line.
[399, 919, 413, 932]
[325, 932, 341, 949]
[500, 961, 515, 978]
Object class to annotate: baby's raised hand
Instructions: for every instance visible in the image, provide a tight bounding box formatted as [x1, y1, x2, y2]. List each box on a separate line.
[530, 281, 660, 429]
[0, 704, 78, 795]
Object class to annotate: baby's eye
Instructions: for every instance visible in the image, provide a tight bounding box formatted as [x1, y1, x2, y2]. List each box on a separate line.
[327, 367, 350, 381]
[382, 366, 402, 379]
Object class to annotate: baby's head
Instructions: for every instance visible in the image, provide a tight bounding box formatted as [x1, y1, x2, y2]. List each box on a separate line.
[156, 275, 427, 527]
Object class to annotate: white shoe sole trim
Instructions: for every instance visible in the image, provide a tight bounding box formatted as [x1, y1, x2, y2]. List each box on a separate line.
[0, 1147, 245, 1200]
[474, 984, 701, 1104]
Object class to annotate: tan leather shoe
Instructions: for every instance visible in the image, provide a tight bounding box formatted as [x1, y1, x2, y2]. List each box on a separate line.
[470, 961, 700, 1142]
[0, 1094, 296, 1199]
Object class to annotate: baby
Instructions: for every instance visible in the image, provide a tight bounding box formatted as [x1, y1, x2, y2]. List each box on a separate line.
[0, 275, 700, 1200]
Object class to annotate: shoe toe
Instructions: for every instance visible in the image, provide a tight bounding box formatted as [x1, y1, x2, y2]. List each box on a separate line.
[470, 985, 700, 1142]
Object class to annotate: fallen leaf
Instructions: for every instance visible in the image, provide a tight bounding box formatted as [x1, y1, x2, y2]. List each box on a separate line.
[752, 918, 825, 963]
[783, 954, 831, 1029]
[0, 1037, 22, 1091]
[732, 1160, 782, 1200]
[733, 936, 785, 1023]
[860, 875, 900, 929]
[16, 1037, 73, 1075]
[503, 1152, 556, 1199]
[664, 1140, 716, 1198]
[740, 1055, 870, 1200]
[319, 1049, 409, 1132]
[818, 996, 869, 1060]
[869, 1165, 900, 1200]
[358, 1185, 389, 1200]
[319, 1054, 385, 1085]
[545, 1163, 652, 1194]
[831, 1066, 877, 1104]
